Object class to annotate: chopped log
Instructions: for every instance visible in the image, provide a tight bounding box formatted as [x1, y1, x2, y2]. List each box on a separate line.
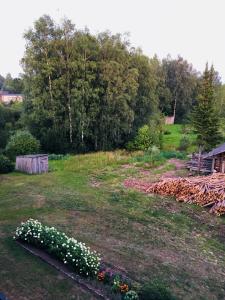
[124, 173, 225, 216]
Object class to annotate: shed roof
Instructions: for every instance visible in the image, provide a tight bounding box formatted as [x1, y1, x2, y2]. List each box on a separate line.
[204, 143, 225, 158]
[17, 154, 48, 158]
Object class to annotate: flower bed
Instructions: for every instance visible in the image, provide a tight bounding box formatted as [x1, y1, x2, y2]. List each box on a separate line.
[14, 219, 100, 277]
[15, 219, 139, 299]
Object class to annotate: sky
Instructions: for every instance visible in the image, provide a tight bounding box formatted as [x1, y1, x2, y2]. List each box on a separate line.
[1, 0, 225, 81]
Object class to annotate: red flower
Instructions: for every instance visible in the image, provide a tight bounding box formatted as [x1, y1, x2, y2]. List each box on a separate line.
[119, 283, 129, 293]
[97, 271, 105, 281]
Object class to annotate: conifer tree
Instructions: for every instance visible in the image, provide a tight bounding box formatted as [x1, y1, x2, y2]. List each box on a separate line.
[192, 64, 221, 151]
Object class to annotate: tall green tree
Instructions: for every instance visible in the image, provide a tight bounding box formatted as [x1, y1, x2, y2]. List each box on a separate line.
[161, 55, 199, 122]
[192, 64, 221, 151]
[22, 16, 160, 153]
[3, 73, 24, 93]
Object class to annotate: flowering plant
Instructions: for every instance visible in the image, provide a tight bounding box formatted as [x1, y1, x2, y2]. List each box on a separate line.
[97, 271, 105, 281]
[14, 219, 101, 277]
[124, 290, 139, 300]
[119, 283, 129, 293]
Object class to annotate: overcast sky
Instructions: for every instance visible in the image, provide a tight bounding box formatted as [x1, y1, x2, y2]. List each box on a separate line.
[1, 0, 225, 81]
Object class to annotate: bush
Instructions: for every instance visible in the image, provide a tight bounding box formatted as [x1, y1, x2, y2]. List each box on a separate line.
[134, 125, 153, 151]
[124, 290, 139, 300]
[48, 154, 70, 160]
[15, 219, 101, 277]
[138, 280, 176, 300]
[160, 151, 186, 160]
[164, 130, 171, 135]
[0, 155, 14, 173]
[146, 145, 160, 158]
[178, 135, 190, 151]
[131, 114, 164, 151]
[6, 130, 40, 160]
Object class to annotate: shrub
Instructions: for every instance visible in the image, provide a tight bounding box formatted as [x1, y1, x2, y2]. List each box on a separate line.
[178, 135, 190, 151]
[14, 219, 101, 277]
[164, 130, 171, 135]
[124, 290, 139, 300]
[146, 145, 160, 159]
[0, 155, 14, 173]
[48, 154, 70, 160]
[138, 280, 176, 300]
[134, 125, 153, 151]
[126, 141, 136, 151]
[6, 130, 40, 160]
[160, 151, 186, 160]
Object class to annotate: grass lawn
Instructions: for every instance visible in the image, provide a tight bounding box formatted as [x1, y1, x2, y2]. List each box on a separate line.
[163, 124, 196, 152]
[1, 151, 225, 299]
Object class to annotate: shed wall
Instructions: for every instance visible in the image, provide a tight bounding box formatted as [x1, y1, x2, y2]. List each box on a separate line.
[16, 155, 48, 174]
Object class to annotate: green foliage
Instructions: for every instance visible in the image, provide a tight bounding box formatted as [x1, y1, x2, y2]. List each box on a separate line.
[6, 130, 40, 160]
[164, 130, 171, 135]
[178, 135, 191, 151]
[48, 154, 70, 160]
[138, 280, 176, 300]
[160, 151, 186, 160]
[131, 150, 186, 168]
[163, 124, 196, 152]
[160, 55, 199, 123]
[132, 114, 164, 151]
[15, 219, 101, 277]
[0, 154, 14, 173]
[124, 290, 139, 300]
[3, 73, 24, 94]
[133, 125, 153, 151]
[192, 64, 222, 151]
[22, 15, 161, 153]
[0, 102, 23, 150]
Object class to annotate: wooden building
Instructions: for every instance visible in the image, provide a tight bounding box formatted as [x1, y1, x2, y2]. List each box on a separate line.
[16, 154, 48, 174]
[204, 143, 225, 173]
[188, 143, 225, 174]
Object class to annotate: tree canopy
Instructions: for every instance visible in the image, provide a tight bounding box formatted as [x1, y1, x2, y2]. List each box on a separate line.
[22, 15, 160, 153]
[192, 64, 221, 151]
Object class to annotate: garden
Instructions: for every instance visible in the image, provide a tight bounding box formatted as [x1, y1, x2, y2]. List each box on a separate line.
[1, 147, 225, 299]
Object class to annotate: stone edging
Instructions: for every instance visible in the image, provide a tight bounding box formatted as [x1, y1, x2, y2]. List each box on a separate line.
[16, 241, 110, 300]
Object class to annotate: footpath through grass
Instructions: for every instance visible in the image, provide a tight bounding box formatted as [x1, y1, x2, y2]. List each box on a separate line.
[1, 151, 225, 299]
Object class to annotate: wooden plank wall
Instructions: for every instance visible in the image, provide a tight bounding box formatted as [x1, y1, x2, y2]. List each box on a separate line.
[16, 155, 48, 174]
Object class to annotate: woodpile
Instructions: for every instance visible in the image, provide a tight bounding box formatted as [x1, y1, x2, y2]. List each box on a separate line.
[187, 153, 212, 173]
[124, 173, 225, 216]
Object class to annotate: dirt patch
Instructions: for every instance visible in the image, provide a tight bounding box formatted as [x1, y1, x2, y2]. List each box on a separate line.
[168, 159, 186, 170]
[121, 164, 133, 169]
[33, 195, 46, 208]
[216, 225, 225, 243]
[90, 180, 101, 188]
[160, 159, 187, 179]
[148, 248, 180, 264]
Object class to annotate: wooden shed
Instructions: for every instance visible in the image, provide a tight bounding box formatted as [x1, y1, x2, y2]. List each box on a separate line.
[16, 154, 48, 174]
[188, 143, 225, 174]
[204, 143, 225, 173]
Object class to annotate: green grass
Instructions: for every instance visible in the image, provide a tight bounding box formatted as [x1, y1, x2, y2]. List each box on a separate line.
[163, 124, 196, 152]
[1, 151, 225, 300]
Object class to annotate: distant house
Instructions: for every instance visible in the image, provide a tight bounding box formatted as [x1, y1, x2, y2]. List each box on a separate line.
[165, 116, 175, 125]
[0, 91, 23, 104]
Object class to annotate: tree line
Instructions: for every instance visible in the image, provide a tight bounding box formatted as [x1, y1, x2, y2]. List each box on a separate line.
[1, 15, 225, 154]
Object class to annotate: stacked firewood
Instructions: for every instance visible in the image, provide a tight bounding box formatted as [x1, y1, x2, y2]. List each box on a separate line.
[124, 173, 225, 216]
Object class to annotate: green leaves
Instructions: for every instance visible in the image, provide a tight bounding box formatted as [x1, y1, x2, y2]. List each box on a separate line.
[192, 64, 222, 151]
[15, 219, 101, 277]
[6, 130, 40, 160]
[22, 16, 160, 153]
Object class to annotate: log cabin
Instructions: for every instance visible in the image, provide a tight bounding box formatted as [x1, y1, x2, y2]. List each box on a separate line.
[204, 143, 225, 173]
